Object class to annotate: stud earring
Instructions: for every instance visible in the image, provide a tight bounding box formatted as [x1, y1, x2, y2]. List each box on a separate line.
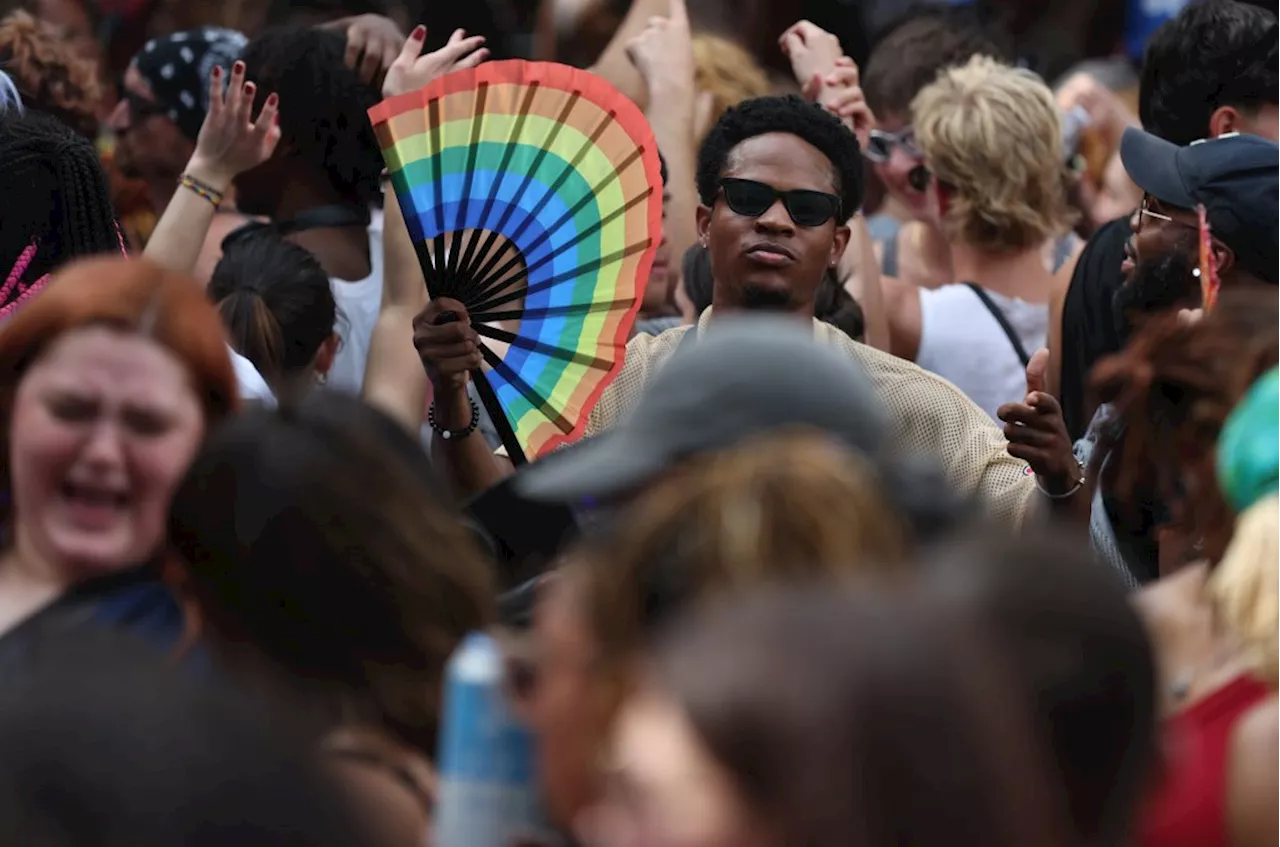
[1192, 267, 1202, 278]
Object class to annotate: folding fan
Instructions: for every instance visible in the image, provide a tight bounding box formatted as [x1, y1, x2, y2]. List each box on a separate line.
[368, 61, 663, 465]
[1196, 205, 1221, 312]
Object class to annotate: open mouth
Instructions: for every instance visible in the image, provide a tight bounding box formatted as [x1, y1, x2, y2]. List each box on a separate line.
[60, 481, 130, 514]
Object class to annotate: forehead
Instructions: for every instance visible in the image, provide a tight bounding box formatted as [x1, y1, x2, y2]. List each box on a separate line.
[24, 326, 191, 398]
[723, 133, 837, 193]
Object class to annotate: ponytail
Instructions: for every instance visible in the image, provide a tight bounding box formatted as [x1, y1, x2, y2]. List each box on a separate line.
[218, 290, 287, 385]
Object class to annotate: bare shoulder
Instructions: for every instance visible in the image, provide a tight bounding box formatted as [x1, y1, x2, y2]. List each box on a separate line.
[324, 728, 435, 847]
[1226, 696, 1279, 847]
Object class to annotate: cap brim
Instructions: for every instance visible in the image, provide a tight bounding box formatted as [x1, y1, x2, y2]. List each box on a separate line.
[1120, 127, 1196, 209]
[513, 431, 670, 503]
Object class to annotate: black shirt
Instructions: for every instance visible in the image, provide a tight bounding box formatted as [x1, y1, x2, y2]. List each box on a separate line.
[1059, 216, 1130, 442]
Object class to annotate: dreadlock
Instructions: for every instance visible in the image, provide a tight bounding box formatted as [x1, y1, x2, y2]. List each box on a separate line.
[0, 110, 121, 315]
[1090, 287, 1279, 564]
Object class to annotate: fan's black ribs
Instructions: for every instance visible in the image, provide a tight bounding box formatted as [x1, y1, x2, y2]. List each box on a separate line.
[470, 297, 636, 324]
[467, 240, 651, 315]
[447, 82, 490, 289]
[478, 344, 576, 435]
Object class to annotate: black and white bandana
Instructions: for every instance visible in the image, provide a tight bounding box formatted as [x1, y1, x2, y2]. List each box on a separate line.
[132, 27, 247, 142]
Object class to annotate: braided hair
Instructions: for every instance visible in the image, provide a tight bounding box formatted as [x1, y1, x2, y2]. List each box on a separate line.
[0, 109, 122, 317]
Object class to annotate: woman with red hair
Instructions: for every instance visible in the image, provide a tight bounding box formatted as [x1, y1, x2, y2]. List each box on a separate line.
[0, 256, 237, 657]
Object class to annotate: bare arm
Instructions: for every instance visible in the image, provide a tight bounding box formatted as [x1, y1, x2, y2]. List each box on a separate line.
[838, 214, 890, 351]
[588, 0, 669, 108]
[1046, 241, 1081, 397]
[144, 62, 280, 275]
[627, 0, 697, 314]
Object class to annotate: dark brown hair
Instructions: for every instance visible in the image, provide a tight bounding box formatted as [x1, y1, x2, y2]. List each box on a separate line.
[651, 583, 1068, 847]
[1091, 287, 1279, 563]
[168, 391, 495, 754]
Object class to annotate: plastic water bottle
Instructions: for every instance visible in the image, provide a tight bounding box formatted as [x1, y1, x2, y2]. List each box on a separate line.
[434, 631, 561, 847]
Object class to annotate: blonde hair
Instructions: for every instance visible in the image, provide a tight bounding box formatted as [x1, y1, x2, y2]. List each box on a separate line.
[576, 431, 909, 662]
[912, 56, 1074, 252]
[1208, 494, 1279, 687]
[692, 34, 771, 144]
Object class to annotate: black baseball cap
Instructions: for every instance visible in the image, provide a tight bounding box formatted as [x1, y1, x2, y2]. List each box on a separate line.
[1120, 128, 1279, 285]
[513, 316, 889, 503]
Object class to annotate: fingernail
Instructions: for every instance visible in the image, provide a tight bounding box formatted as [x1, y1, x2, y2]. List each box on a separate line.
[412, 24, 425, 39]
[233, 61, 244, 73]
[212, 65, 221, 78]
[244, 82, 255, 94]
[266, 92, 278, 106]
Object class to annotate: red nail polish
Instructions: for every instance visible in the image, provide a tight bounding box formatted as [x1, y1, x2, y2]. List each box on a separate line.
[212, 65, 221, 78]
[412, 24, 426, 39]
[234, 61, 245, 73]
[266, 93, 278, 105]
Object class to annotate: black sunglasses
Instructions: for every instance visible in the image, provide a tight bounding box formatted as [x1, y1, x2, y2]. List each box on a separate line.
[718, 178, 843, 227]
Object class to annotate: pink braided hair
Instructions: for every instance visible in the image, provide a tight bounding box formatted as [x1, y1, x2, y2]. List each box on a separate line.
[0, 223, 129, 321]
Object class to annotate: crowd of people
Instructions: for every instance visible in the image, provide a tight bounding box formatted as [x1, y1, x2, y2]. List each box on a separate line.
[0, 0, 1276, 844]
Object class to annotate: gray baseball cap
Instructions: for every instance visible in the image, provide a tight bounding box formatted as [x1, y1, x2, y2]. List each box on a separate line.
[514, 316, 889, 503]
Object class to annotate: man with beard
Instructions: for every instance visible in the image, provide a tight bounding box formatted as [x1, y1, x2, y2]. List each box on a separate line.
[1056, 0, 1277, 441]
[413, 95, 1068, 527]
[1011, 129, 1278, 585]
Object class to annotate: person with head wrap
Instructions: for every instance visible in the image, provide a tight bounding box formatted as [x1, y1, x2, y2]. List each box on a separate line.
[106, 27, 254, 279]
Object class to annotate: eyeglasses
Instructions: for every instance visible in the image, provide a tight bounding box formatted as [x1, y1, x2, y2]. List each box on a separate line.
[718, 178, 843, 227]
[862, 127, 922, 163]
[116, 82, 170, 123]
[1137, 195, 1198, 234]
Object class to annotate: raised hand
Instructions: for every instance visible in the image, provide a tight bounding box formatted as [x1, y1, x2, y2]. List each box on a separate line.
[185, 60, 281, 191]
[803, 56, 876, 152]
[624, 0, 694, 96]
[412, 298, 483, 393]
[339, 13, 406, 85]
[382, 26, 489, 100]
[779, 20, 843, 94]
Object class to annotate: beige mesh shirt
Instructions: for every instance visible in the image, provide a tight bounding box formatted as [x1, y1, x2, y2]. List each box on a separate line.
[503, 309, 1040, 527]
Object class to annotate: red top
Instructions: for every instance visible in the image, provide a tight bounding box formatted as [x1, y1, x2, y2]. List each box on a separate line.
[1139, 674, 1271, 847]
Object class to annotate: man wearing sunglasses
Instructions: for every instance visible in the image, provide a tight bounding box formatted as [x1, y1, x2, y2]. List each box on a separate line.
[424, 94, 1056, 528]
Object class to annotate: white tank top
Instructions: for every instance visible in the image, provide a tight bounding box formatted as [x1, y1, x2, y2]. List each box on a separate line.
[326, 209, 385, 394]
[916, 283, 1048, 421]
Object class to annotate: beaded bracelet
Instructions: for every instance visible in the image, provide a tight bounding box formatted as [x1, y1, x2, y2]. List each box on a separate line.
[178, 173, 225, 209]
[428, 397, 480, 442]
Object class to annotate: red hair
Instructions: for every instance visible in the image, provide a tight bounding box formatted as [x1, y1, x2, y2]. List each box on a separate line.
[0, 256, 239, 423]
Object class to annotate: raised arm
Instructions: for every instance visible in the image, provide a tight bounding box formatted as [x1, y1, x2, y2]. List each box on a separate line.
[143, 61, 280, 275]
[625, 0, 697, 314]
[588, 0, 670, 109]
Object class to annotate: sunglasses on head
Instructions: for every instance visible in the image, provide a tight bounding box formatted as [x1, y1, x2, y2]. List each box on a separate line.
[718, 178, 843, 227]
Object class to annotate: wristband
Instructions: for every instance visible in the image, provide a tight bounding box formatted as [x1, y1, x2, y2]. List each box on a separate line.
[178, 173, 225, 209]
[428, 397, 480, 442]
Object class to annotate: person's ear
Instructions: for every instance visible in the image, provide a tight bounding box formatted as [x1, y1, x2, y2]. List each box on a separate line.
[1208, 105, 1241, 139]
[829, 222, 852, 269]
[695, 203, 712, 249]
[313, 333, 339, 377]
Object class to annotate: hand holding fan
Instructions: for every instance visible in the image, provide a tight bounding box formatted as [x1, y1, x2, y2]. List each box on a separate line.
[369, 60, 662, 465]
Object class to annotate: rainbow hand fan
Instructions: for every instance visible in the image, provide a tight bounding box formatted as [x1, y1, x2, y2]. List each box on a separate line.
[368, 61, 662, 465]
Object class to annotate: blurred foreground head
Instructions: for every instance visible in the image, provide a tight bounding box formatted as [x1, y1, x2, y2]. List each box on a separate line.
[0, 630, 381, 846]
[598, 582, 1066, 847]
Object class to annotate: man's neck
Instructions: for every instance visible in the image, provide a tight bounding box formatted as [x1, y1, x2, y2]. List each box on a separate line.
[949, 241, 1053, 303]
[276, 177, 371, 282]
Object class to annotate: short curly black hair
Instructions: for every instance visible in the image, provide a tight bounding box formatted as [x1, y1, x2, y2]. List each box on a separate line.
[241, 26, 383, 207]
[695, 95, 863, 222]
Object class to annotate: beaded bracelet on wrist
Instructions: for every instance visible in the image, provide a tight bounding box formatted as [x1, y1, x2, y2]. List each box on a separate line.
[178, 173, 225, 209]
[428, 398, 480, 441]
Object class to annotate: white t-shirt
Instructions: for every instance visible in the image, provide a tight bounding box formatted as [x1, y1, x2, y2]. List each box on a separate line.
[229, 346, 275, 406]
[916, 283, 1048, 421]
[326, 209, 385, 394]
